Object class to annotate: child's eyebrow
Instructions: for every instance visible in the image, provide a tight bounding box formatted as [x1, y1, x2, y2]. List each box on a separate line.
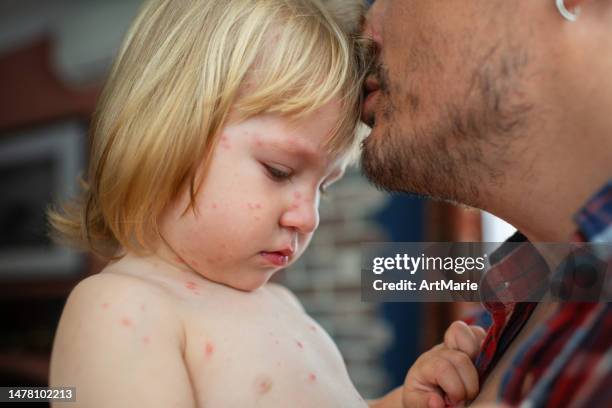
[264, 139, 321, 161]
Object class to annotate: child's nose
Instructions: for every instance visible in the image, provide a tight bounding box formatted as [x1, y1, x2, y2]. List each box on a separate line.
[280, 197, 320, 234]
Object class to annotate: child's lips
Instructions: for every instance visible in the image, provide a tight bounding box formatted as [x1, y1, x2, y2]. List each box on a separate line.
[260, 251, 290, 266]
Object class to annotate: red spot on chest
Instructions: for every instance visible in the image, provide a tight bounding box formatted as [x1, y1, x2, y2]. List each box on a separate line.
[255, 376, 273, 395]
[308, 373, 317, 382]
[205, 342, 215, 357]
[120, 317, 133, 327]
[185, 281, 197, 290]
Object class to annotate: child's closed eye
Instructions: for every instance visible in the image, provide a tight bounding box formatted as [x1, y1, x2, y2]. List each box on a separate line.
[262, 163, 293, 181]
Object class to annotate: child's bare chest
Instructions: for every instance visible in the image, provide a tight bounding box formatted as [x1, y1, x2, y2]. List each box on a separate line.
[179, 293, 367, 407]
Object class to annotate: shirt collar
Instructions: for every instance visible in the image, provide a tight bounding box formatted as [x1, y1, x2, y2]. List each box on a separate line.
[573, 179, 612, 243]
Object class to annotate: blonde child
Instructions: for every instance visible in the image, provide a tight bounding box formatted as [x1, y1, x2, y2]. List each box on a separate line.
[48, 0, 482, 406]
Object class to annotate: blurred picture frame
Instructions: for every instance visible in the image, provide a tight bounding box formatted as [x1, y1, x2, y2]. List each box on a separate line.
[0, 119, 86, 280]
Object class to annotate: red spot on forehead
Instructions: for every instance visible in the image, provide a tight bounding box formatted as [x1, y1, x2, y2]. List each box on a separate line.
[185, 281, 197, 290]
[205, 342, 215, 357]
[120, 317, 132, 327]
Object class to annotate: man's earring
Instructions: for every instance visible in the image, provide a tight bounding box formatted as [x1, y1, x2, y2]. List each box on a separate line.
[556, 0, 581, 22]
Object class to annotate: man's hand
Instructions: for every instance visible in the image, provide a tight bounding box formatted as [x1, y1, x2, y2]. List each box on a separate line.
[402, 321, 486, 408]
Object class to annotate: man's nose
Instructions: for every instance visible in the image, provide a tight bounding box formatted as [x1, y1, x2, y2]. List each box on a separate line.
[280, 197, 320, 234]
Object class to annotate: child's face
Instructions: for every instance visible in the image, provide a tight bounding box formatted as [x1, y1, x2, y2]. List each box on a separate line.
[158, 101, 347, 291]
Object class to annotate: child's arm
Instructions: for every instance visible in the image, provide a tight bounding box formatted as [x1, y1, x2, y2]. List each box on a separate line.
[49, 273, 196, 408]
[370, 321, 485, 408]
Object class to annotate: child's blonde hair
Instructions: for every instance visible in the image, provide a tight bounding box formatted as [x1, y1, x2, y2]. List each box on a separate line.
[49, 0, 368, 259]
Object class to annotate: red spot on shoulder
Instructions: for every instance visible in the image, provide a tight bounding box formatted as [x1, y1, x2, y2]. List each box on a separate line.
[120, 317, 132, 327]
[296, 340, 304, 349]
[308, 373, 317, 382]
[205, 342, 215, 357]
[309, 324, 317, 332]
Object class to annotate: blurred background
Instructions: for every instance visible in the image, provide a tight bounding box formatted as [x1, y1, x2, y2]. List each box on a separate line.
[0, 0, 517, 405]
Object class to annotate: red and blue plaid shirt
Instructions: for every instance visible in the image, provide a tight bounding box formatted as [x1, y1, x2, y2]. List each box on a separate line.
[473, 180, 612, 407]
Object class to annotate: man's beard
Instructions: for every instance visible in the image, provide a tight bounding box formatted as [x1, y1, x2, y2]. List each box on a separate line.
[361, 51, 533, 208]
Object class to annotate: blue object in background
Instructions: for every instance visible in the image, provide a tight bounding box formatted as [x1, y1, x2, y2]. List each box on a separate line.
[375, 194, 425, 390]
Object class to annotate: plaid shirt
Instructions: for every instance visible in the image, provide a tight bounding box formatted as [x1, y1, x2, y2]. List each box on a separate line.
[473, 180, 612, 408]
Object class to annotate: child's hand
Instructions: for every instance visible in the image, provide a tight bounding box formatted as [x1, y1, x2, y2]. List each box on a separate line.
[402, 321, 486, 408]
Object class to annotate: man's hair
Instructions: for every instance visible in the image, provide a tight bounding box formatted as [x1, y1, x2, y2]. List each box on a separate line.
[48, 0, 368, 259]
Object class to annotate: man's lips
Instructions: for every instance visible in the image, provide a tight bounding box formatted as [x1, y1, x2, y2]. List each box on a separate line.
[362, 75, 381, 126]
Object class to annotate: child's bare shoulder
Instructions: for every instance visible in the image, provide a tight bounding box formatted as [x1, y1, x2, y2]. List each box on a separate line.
[265, 282, 305, 312]
[50, 271, 195, 407]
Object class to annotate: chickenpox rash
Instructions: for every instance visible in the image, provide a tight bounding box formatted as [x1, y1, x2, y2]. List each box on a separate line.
[255, 376, 273, 395]
[296, 340, 304, 349]
[293, 191, 302, 200]
[205, 342, 215, 357]
[308, 373, 317, 382]
[185, 281, 197, 290]
[309, 324, 317, 332]
[140, 304, 146, 312]
[120, 317, 133, 327]
[220, 135, 231, 150]
[211, 203, 218, 209]
[101, 303, 110, 310]
[142, 336, 151, 344]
